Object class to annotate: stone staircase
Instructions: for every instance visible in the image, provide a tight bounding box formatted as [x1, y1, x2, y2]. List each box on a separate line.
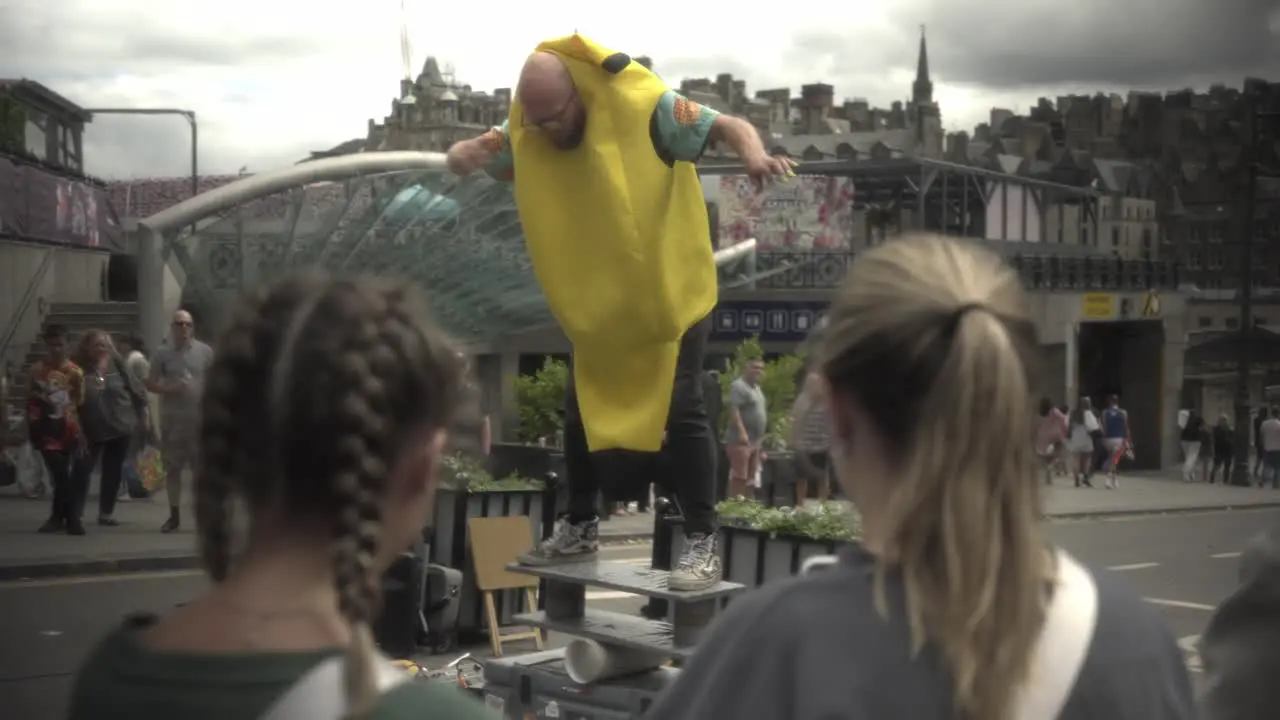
[2, 302, 140, 447]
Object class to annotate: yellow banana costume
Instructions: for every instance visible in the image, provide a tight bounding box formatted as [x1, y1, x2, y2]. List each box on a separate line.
[510, 34, 716, 452]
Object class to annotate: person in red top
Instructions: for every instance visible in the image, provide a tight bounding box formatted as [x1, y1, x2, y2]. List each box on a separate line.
[26, 325, 87, 535]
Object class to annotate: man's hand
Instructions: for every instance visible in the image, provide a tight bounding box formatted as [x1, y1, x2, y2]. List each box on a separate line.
[446, 132, 501, 177]
[710, 115, 798, 189]
[743, 152, 797, 190]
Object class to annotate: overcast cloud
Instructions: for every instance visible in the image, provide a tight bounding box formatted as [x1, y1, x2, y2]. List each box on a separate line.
[1, 0, 1277, 180]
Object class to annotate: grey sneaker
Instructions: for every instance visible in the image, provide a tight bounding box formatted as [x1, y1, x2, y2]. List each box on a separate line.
[518, 518, 599, 566]
[668, 532, 722, 591]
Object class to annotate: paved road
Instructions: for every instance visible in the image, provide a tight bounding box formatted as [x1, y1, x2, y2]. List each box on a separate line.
[2, 509, 1275, 718]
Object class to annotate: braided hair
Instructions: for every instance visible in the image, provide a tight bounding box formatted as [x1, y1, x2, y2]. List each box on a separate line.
[195, 271, 462, 717]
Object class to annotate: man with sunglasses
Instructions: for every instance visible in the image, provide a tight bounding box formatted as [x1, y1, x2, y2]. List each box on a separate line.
[146, 309, 213, 533]
[447, 35, 793, 592]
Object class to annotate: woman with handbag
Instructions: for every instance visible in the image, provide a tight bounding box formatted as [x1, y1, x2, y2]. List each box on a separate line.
[73, 330, 149, 526]
[1066, 397, 1099, 488]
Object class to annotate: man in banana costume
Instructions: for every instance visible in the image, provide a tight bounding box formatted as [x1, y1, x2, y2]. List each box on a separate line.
[447, 34, 794, 591]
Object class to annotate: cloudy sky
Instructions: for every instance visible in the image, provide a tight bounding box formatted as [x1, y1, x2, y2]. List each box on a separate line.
[1, 0, 1276, 180]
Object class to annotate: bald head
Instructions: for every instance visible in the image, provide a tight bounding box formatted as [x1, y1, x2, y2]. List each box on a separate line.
[518, 52, 575, 112]
[517, 51, 584, 148]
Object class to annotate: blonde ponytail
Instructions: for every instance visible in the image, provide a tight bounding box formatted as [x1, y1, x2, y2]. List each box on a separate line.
[821, 235, 1052, 720]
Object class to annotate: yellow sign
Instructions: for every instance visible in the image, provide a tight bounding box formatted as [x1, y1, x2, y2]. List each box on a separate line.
[1081, 293, 1115, 320]
[1142, 290, 1161, 318]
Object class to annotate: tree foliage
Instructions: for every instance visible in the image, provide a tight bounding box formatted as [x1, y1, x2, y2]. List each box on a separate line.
[716, 335, 805, 448]
[513, 356, 568, 443]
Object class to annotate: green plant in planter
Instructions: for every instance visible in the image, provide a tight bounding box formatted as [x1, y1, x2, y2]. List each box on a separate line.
[514, 357, 568, 444]
[717, 335, 806, 448]
[716, 497, 860, 542]
[438, 453, 545, 493]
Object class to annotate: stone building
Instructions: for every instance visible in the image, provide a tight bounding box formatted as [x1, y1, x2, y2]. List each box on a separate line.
[949, 80, 1280, 278]
[364, 58, 511, 153]
[677, 28, 945, 161]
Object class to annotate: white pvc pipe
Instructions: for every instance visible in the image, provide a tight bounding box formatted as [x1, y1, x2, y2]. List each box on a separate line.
[713, 238, 756, 267]
[562, 639, 667, 684]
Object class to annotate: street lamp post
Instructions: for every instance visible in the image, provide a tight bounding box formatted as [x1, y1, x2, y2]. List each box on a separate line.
[1232, 82, 1278, 486]
[81, 108, 197, 354]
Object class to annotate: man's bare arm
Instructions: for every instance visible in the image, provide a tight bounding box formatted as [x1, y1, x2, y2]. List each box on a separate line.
[709, 114, 767, 160]
[447, 126, 510, 179]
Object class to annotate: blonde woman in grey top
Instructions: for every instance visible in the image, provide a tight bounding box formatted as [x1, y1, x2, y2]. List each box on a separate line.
[648, 236, 1193, 720]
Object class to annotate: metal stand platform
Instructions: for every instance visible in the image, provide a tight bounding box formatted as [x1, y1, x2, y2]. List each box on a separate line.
[482, 533, 746, 718]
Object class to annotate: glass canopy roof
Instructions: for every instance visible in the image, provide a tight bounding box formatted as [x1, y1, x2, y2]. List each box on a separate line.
[169, 166, 772, 342]
[171, 169, 553, 341]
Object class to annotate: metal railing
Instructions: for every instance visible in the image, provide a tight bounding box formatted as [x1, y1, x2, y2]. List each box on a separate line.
[0, 246, 55, 375]
[717, 249, 1182, 291]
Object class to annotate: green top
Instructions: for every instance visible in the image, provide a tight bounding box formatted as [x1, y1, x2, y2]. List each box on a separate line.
[68, 617, 497, 719]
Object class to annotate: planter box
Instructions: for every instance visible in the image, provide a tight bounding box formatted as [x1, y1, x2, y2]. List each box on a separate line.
[428, 488, 551, 638]
[717, 523, 852, 593]
[488, 442, 557, 481]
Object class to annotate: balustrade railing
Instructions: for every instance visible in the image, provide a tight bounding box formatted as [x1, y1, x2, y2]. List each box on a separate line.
[718, 249, 1182, 292]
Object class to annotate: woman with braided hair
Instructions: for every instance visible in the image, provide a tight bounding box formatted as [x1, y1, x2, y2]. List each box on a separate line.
[67, 272, 494, 719]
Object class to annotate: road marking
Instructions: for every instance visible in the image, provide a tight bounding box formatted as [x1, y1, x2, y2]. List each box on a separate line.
[1210, 552, 1242, 559]
[1144, 597, 1216, 611]
[1108, 562, 1160, 571]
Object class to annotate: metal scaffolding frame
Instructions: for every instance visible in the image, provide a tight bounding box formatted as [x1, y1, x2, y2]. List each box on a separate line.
[700, 156, 1104, 246]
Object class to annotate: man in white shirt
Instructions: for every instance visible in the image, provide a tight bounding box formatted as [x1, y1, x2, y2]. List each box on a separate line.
[1259, 408, 1280, 489]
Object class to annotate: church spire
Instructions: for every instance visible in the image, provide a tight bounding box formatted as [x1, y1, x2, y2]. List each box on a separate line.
[913, 24, 933, 104]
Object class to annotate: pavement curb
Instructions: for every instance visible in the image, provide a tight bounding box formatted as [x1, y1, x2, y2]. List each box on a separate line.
[1044, 501, 1280, 520]
[0, 553, 203, 582]
[4, 504, 1278, 581]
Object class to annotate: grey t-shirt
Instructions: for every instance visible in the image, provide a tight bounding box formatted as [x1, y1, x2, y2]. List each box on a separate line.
[149, 340, 214, 426]
[647, 545, 1195, 720]
[80, 357, 146, 442]
[724, 377, 767, 445]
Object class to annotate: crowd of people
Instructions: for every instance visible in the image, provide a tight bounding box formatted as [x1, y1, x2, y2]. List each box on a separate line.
[46, 37, 1272, 719]
[24, 309, 214, 535]
[1035, 394, 1133, 488]
[25, 326, 151, 534]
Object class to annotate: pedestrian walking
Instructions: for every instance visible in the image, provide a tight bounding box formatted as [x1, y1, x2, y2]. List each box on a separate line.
[146, 310, 214, 533]
[1196, 417, 1214, 484]
[26, 325, 86, 535]
[1099, 394, 1130, 489]
[1180, 409, 1206, 482]
[791, 318, 832, 506]
[1253, 407, 1268, 480]
[1209, 414, 1234, 484]
[1066, 397, 1098, 487]
[1054, 404, 1071, 476]
[72, 330, 149, 526]
[1035, 397, 1066, 485]
[724, 359, 768, 499]
[646, 235, 1195, 720]
[1259, 409, 1280, 489]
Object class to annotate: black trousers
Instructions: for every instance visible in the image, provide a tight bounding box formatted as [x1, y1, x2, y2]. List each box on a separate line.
[1210, 450, 1233, 482]
[565, 316, 715, 535]
[40, 450, 83, 523]
[76, 435, 132, 516]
